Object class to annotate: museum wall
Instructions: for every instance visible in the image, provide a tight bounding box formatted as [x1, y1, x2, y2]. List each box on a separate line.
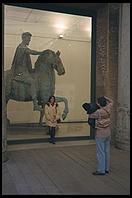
[4, 35, 91, 123]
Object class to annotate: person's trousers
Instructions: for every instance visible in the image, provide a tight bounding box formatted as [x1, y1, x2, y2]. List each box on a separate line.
[96, 136, 111, 173]
[49, 127, 56, 142]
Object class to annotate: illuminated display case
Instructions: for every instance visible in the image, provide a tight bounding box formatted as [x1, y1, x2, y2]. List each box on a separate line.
[3, 3, 96, 143]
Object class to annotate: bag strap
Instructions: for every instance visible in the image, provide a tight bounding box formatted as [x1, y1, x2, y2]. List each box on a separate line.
[103, 108, 110, 116]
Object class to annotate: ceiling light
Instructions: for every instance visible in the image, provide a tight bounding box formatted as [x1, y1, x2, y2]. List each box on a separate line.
[55, 24, 66, 29]
[59, 34, 64, 39]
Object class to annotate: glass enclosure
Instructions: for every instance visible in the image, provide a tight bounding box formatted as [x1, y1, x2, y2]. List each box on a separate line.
[4, 5, 93, 142]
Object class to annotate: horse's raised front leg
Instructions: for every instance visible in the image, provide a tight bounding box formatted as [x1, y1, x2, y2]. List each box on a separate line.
[39, 107, 45, 125]
[33, 97, 43, 112]
[55, 96, 69, 120]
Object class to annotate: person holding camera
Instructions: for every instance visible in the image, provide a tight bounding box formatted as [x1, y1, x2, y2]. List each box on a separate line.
[88, 96, 113, 175]
[44, 96, 61, 144]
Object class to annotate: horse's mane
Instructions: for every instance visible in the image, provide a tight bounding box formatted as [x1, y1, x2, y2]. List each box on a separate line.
[34, 49, 54, 72]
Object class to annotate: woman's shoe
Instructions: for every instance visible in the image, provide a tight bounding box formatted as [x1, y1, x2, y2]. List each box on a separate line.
[105, 170, 109, 174]
[92, 171, 105, 175]
[52, 139, 56, 144]
[49, 139, 52, 143]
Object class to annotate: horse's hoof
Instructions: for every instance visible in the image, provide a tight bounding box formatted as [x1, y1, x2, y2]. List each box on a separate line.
[62, 114, 66, 120]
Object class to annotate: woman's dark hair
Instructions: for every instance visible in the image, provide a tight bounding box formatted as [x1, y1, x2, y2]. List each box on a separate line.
[47, 96, 58, 106]
[97, 96, 107, 107]
[48, 95, 55, 102]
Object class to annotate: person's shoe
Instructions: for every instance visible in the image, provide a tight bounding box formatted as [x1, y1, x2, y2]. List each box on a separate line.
[92, 171, 105, 175]
[49, 139, 52, 143]
[52, 140, 56, 144]
[105, 170, 109, 174]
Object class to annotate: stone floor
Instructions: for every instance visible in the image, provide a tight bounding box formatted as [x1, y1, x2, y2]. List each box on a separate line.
[2, 140, 130, 195]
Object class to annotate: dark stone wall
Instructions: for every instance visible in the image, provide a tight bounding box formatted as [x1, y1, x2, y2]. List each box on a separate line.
[96, 4, 109, 98]
[108, 4, 119, 144]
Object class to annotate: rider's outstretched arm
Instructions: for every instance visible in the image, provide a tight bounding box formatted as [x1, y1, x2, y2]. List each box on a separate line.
[26, 48, 43, 55]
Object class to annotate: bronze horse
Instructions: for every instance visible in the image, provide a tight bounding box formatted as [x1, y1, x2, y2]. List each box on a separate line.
[5, 49, 69, 125]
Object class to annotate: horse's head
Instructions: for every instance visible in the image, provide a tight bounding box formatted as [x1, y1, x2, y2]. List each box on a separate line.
[34, 49, 65, 75]
[53, 50, 65, 75]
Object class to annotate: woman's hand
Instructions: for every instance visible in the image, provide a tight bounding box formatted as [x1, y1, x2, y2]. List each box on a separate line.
[51, 119, 56, 123]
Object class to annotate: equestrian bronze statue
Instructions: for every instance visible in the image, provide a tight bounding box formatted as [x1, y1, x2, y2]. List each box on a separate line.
[5, 48, 69, 125]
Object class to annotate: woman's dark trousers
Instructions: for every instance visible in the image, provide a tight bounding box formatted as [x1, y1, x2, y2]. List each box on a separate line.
[49, 127, 56, 144]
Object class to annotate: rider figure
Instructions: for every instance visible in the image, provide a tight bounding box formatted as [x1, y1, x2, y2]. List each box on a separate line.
[11, 32, 44, 111]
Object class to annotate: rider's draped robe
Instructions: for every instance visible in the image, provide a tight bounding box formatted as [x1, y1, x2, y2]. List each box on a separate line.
[11, 43, 41, 99]
[11, 43, 33, 78]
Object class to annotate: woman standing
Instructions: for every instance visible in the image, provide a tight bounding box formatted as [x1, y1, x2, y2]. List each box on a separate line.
[44, 96, 61, 144]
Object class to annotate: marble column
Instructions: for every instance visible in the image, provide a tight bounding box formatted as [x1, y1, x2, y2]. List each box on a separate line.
[115, 3, 130, 151]
[2, 67, 8, 162]
[2, 82, 8, 162]
[2, 5, 8, 162]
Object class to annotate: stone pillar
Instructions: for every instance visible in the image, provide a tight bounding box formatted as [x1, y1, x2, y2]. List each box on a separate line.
[2, 75, 8, 163]
[115, 3, 130, 151]
[2, 4, 8, 162]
